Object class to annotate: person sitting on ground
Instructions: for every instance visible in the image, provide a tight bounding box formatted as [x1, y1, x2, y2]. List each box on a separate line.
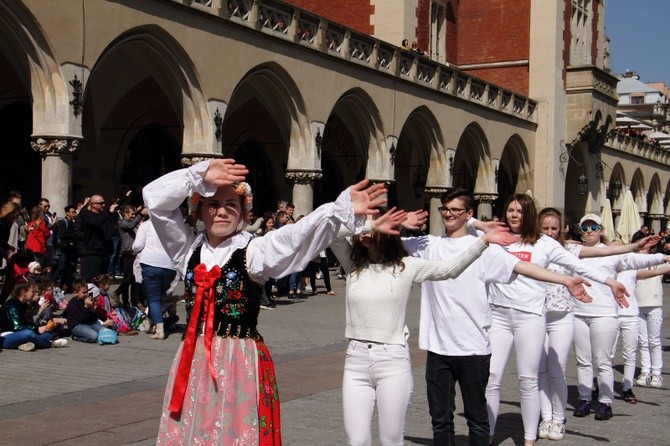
[0, 282, 67, 351]
[92, 274, 141, 335]
[64, 279, 113, 343]
[0, 254, 38, 304]
[32, 276, 67, 330]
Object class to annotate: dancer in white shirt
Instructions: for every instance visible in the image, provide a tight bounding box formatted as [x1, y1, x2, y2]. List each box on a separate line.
[330, 209, 520, 446]
[401, 188, 592, 446]
[537, 208, 660, 440]
[145, 158, 387, 445]
[479, 196, 628, 446]
[571, 213, 669, 422]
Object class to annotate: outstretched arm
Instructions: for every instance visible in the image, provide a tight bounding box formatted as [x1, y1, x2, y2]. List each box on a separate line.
[579, 235, 662, 258]
[400, 210, 428, 231]
[513, 261, 593, 303]
[636, 264, 670, 280]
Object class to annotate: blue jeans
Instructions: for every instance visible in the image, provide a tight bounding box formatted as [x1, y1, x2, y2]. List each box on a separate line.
[141, 264, 177, 324]
[1, 328, 54, 349]
[71, 321, 104, 343]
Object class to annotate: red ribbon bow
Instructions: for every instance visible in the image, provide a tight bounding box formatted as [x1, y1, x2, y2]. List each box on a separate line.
[168, 263, 221, 415]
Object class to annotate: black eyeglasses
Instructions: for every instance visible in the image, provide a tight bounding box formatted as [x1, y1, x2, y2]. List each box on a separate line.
[92, 202, 105, 205]
[438, 206, 467, 215]
[581, 224, 602, 232]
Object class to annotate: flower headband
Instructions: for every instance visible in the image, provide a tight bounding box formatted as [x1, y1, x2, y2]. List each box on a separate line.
[189, 182, 253, 212]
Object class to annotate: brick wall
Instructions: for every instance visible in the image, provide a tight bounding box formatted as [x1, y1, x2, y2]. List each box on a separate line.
[285, 0, 374, 35]
[455, 0, 531, 93]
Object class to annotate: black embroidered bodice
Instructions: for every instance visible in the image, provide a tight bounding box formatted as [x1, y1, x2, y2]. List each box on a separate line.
[183, 245, 263, 339]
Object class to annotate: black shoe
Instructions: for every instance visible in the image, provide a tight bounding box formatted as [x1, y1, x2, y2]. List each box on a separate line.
[622, 389, 638, 404]
[594, 402, 613, 420]
[573, 399, 592, 417]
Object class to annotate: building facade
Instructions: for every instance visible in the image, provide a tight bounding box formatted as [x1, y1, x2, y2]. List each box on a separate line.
[1, 0, 668, 233]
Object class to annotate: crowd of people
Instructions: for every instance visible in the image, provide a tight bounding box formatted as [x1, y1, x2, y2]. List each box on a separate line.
[1, 160, 667, 445]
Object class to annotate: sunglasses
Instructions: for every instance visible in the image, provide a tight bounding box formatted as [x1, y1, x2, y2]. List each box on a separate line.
[580, 224, 602, 232]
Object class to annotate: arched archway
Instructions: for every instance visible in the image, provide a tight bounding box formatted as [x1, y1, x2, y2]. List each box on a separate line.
[319, 88, 385, 205]
[630, 168, 646, 215]
[495, 134, 531, 218]
[391, 106, 443, 210]
[78, 26, 208, 200]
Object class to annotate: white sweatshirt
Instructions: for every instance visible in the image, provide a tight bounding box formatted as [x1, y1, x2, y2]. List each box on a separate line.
[330, 235, 488, 345]
[403, 235, 519, 356]
[488, 235, 611, 316]
[573, 244, 666, 317]
[616, 270, 640, 317]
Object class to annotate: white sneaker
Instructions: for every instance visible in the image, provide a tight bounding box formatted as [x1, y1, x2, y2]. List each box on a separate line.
[547, 420, 565, 440]
[636, 373, 651, 387]
[315, 272, 323, 280]
[538, 419, 551, 439]
[304, 285, 313, 294]
[51, 338, 68, 348]
[17, 342, 35, 352]
[649, 374, 663, 388]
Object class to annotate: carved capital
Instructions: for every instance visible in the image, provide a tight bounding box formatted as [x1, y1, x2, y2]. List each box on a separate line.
[180, 153, 224, 167]
[474, 193, 498, 203]
[648, 213, 665, 220]
[285, 170, 323, 184]
[31, 137, 81, 157]
[424, 187, 448, 197]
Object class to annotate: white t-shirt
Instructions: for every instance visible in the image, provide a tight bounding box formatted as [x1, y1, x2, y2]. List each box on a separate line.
[636, 265, 664, 308]
[488, 235, 610, 315]
[573, 245, 665, 317]
[403, 234, 519, 356]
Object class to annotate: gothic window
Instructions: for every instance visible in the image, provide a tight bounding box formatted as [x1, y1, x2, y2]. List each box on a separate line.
[570, 0, 592, 66]
[430, 1, 446, 63]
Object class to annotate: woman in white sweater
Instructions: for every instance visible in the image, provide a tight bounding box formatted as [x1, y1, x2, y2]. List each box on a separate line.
[329, 210, 589, 446]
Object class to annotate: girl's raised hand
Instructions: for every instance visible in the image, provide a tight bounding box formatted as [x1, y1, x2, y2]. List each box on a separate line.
[637, 235, 661, 250]
[401, 210, 428, 231]
[350, 180, 387, 215]
[482, 226, 516, 246]
[370, 207, 407, 236]
[203, 159, 249, 187]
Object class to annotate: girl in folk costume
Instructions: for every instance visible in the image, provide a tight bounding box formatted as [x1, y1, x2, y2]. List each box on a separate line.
[144, 159, 387, 445]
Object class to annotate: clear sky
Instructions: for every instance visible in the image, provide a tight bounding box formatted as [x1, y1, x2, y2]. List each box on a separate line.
[605, 0, 670, 85]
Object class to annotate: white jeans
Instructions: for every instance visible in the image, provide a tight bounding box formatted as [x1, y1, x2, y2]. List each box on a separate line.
[611, 315, 639, 391]
[342, 340, 413, 446]
[539, 311, 574, 422]
[573, 315, 618, 404]
[638, 306, 664, 375]
[486, 306, 545, 441]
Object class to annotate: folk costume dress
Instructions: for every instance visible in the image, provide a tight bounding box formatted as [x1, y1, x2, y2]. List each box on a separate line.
[144, 161, 364, 446]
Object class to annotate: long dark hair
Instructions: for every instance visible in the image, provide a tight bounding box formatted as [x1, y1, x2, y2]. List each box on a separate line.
[350, 209, 408, 275]
[503, 194, 540, 244]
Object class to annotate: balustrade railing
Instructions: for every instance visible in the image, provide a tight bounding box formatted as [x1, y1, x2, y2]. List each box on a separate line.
[176, 0, 537, 122]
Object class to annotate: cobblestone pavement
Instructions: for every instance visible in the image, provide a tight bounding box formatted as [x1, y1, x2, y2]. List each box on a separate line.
[0, 277, 667, 445]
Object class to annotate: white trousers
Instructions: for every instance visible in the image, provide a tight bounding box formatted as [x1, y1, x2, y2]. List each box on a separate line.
[611, 315, 639, 391]
[342, 340, 413, 446]
[573, 315, 618, 404]
[486, 306, 545, 441]
[539, 311, 574, 422]
[638, 306, 664, 375]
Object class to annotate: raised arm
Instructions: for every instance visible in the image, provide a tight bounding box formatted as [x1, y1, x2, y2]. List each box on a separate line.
[143, 159, 247, 274]
[636, 264, 670, 280]
[579, 235, 662, 258]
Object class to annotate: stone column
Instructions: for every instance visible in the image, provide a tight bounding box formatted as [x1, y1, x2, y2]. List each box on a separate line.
[639, 212, 648, 229]
[612, 209, 621, 230]
[425, 187, 448, 236]
[648, 214, 663, 235]
[285, 170, 323, 217]
[474, 193, 497, 220]
[31, 136, 81, 215]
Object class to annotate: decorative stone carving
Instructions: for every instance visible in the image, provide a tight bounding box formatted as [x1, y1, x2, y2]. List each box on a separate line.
[180, 153, 224, 166]
[424, 187, 448, 197]
[474, 193, 498, 203]
[31, 137, 81, 157]
[285, 170, 323, 184]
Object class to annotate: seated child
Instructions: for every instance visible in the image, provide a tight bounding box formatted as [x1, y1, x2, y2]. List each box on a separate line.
[0, 282, 66, 350]
[64, 279, 113, 343]
[92, 274, 142, 335]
